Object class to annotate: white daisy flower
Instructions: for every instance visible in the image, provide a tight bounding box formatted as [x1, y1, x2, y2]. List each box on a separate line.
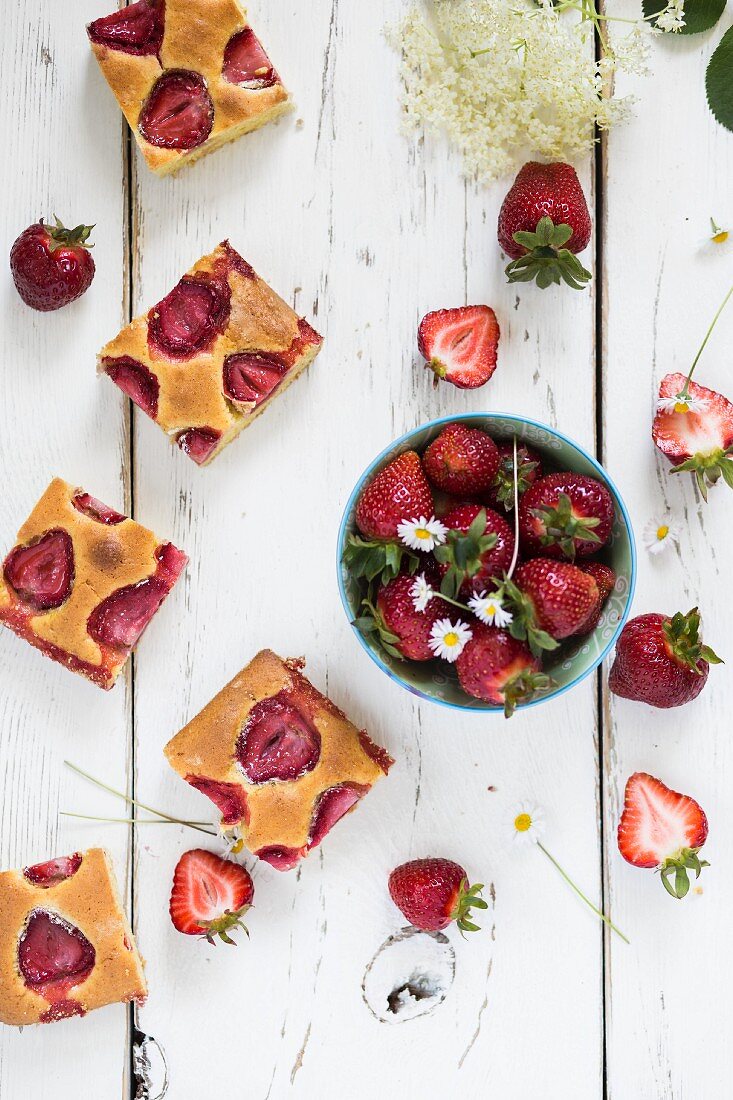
[410, 573, 434, 612]
[428, 617, 472, 662]
[708, 217, 729, 246]
[643, 518, 681, 556]
[468, 591, 514, 628]
[512, 802, 546, 847]
[219, 830, 245, 860]
[397, 515, 448, 552]
[656, 393, 707, 415]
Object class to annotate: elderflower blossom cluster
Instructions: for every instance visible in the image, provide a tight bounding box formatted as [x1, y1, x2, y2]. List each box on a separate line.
[653, 0, 685, 33]
[387, 0, 647, 183]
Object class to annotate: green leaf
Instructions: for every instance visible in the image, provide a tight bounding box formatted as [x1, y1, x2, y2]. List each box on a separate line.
[707, 26, 733, 132]
[644, 0, 725, 33]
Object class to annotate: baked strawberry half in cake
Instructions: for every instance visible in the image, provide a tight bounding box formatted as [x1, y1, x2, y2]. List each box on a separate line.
[0, 848, 146, 1026]
[0, 478, 187, 689]
[87, 0, 291, 176]
[164, 651, 393, 870]
[98, 242, 323, 467]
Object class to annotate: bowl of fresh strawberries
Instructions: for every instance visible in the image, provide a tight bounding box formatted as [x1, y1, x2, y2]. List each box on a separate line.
[338, 414, 636, 716]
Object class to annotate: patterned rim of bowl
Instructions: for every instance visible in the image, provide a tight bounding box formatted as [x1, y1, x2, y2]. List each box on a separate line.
[336, 412, 637, 713]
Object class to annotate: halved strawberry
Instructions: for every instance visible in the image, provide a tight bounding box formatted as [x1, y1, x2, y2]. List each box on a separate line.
[417, 306, 500, 389]
[354, 451, 433, 541]
[617, 772, 709, 899]
[169, 849, 253, 945]
[23, 853, 83, 888]
[653, 373, 733, 500]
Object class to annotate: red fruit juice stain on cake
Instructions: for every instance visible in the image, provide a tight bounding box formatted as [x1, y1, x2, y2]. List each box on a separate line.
[175, 427, 222, 466]
[236, 692, 321, 783]
[138, 70, 213, 150]
[185, 776, 249, 826]
[4, 530, 74, 611]
[222, 27, 278, 88]
[103, 357, 160, 420]
[308, 784, 369, 850]
[87, 0, 165, 57]
[223, 353, 288, 406]
[72, 493, 126, 526]
[87, 541, 186, 652]
[23, 854, 83, 888]
[18, 911, 95, 1014]
[254, 845, 305, 871]
[148, 273, 230, 360]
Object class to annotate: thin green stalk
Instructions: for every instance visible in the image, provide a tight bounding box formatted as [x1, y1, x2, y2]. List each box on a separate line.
[60, 811, 216, 837]
[507, 436, 520, 579]
[537, 841, 630, 944]
[681, 283, 733, 396]
[64, 760, 217, 837]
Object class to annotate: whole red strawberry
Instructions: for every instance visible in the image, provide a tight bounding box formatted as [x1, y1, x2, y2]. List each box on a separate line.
[169, 849, 253, 945]
[388, 858, 487, 933]
[618, 772, 709, 898]
[511, 557, 599, 649]
[10, 218, 96, 311]
[653, 373, 733, 500]
[485, 441, 542, 512]
[423, 423, 500, 496]
[456, 624, 550, 716]
[369, 573, 450, 661]
[576, 562, 616, 633]
[497, 162, 592, 290]
[355, 451, 433, 541]
[417, 305, 500, 389]
[519, 472, 614, 561]
[436, 503, 515, 599]
[609, 608, 722, 708]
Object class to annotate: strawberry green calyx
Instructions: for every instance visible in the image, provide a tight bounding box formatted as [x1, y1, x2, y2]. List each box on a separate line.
[671, 446, 733, 501]
[198, 904, 250, 946]
[492, 454, 539, 511]
[45, 216, 95, 252]
[342, 534, 420, 586]
[530, 491, 601, 559]
[662, 607, 723, 673]
[495, 576, 559, 658]
[500, 669, 554, 718]
[505, 217, 592, 290]
[659, 848, 709, 900]
[450, 878, 489, 933]
[354, 598, 406, 661]
[434, 508, 498, 599]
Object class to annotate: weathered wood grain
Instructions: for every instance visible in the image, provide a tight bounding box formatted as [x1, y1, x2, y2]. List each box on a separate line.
[0, 3, 131, 1097]
[602, 16, 733, 1099]
[129, 2, 603, 1097]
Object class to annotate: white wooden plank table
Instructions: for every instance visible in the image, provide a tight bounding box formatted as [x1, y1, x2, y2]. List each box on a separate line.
[0, 2, 728, 1098]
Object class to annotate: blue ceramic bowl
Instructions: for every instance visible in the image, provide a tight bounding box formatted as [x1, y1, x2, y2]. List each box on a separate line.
[337, 413, 637, 713]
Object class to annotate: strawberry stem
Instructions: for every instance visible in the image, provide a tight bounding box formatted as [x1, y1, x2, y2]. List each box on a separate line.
[64, 760, 218, 837]
[681, 283, 733, 397]
[537, 841, 630, 944]
[507, 436, 521, 579]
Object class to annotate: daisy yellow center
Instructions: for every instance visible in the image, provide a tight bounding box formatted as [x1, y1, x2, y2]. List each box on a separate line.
[486, 602, 497, 613]
[656, 525, 669, 541]
[444, 632, 459, 647]
[674, 400, 690, 414]
[231, 838, 245, 854]
[514, 812, 532, 833]
[416, 528, 430, 540]
[713, 231, 729, 244]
